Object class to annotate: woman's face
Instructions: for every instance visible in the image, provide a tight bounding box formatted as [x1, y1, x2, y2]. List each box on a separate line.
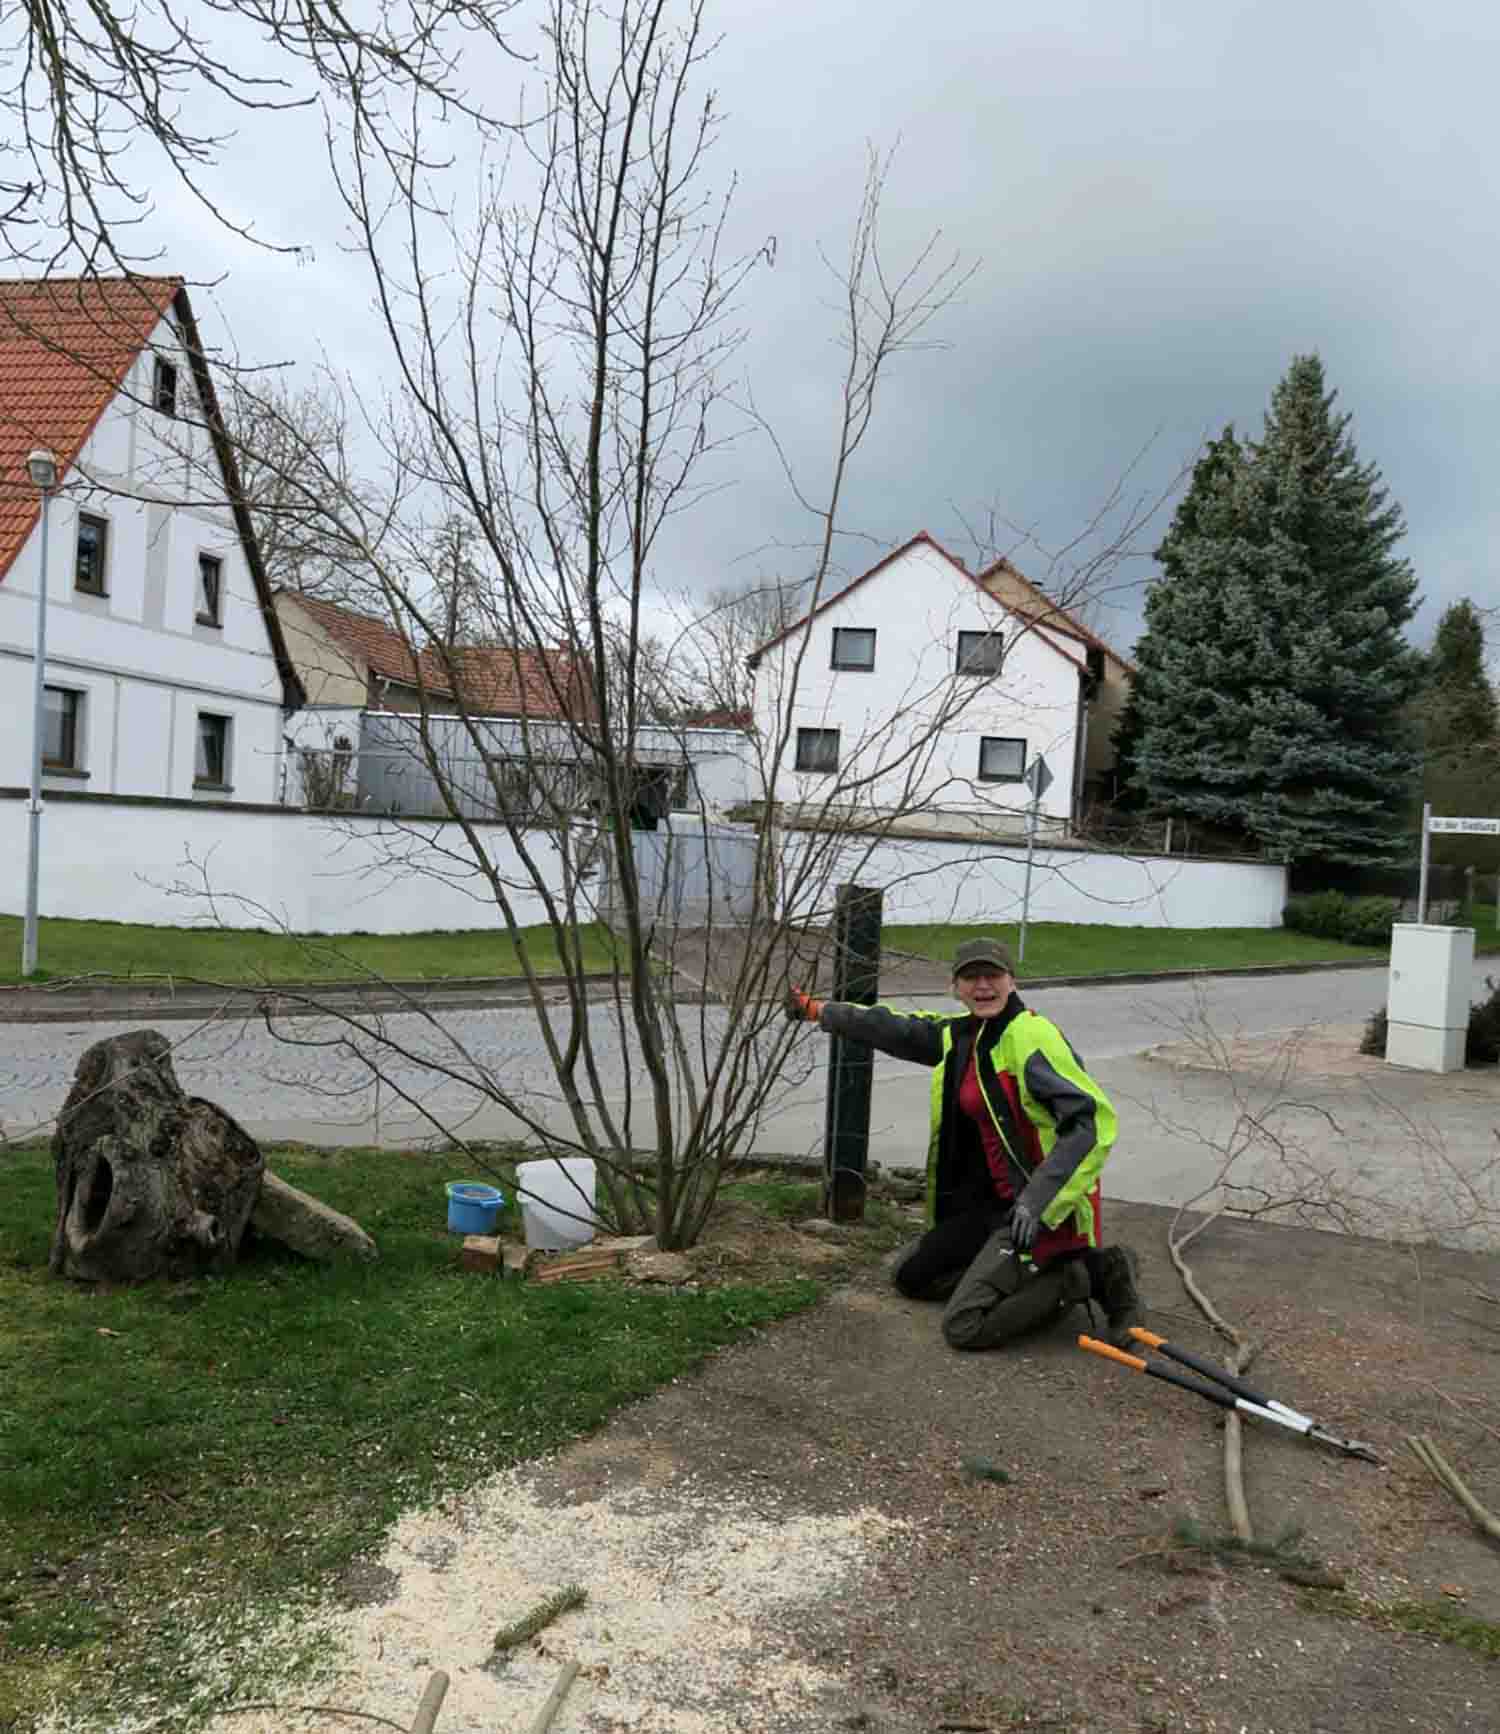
[954, 965, 1013, 1019]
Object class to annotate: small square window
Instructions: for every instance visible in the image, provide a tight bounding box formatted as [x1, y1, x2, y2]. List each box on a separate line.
[956, 629, 1005, 676]
[978, 736, 1027, 782]
[43, 686, 83, 770]
[195, 713, 232, 787]
[795, 727, 840, 774]
[197, 553, 223, 625]
[831, 627, 876, 672]
[154, 357, 178, 417]
[75, 513, 108, 595]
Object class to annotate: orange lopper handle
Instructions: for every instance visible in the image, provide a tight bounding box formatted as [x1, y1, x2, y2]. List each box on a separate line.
[1077, 1334, 1147, 1372]
[1128, 1327, 1167, 1350]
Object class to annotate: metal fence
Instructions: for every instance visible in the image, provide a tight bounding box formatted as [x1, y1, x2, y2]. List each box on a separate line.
[596, 822, 764, 928]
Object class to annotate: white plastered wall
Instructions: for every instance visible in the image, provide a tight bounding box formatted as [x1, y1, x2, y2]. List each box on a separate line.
[752, 541, 1081, 832]
[0, 313, 289, 803]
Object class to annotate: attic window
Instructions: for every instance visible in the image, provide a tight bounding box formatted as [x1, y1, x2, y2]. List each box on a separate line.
[831, 627, 876, 672]
[153, 357, 178, 417]
[956, 630, 1004, 677]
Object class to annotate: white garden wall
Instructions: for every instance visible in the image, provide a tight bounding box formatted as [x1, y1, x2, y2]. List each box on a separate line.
[778, 829, 1286, 930]
[0, 794, 569, 935]
[0, 795, 1286, 936]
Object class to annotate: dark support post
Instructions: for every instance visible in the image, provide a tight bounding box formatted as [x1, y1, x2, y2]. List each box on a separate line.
[823, 883, 883, 1223]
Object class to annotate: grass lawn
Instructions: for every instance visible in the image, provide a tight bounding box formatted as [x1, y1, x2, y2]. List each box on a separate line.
[886, 921, 1395, 976]
[0, 1145, 851, 1730]
[0, 914, 618, 987]
[5, 908, 1497, 993]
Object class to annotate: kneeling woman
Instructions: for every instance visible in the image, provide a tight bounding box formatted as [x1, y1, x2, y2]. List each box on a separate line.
[787, 937, 1143, 1350]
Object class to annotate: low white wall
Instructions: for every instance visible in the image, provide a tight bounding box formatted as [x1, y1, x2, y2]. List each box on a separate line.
[0, 794, 572, 934]
[780, 830, 1287, 930]
[0, 795, 1287, 935]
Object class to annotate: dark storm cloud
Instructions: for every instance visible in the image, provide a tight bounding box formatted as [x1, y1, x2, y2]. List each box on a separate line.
[184, 0, 1499, 652]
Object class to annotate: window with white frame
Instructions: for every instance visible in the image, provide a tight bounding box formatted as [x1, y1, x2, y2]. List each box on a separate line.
[830, 626, 876, 671]
[195, 713, 232, 787]
[42, 686, 84, 771]
[153, 357, 178, 416]
[978, 736, 1027, 783]
[795, 727, 840, 774]
[956, 629, 1005, 676]
[197, 553, 223, 625]
[74, 513, 108, 595]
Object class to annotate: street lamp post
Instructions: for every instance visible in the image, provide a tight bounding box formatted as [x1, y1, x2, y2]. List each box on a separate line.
[22, 447, 58, 978]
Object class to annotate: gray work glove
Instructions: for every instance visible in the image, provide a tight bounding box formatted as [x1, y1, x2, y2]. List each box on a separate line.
[1009, 1198, 1041, 1252]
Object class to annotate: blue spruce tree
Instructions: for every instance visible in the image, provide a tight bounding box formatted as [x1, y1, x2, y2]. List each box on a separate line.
[1133, 356, 1421, 864]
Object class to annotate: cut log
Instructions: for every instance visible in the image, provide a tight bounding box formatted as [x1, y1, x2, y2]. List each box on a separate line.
[50, 1030, 265, 1284]
[251, 1172, 379, 1263]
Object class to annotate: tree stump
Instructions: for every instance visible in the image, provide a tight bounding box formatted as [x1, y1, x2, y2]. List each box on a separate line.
[50, 1030, 266, 1284]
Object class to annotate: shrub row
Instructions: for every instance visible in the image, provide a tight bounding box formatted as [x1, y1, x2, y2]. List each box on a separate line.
[1362, 977, 1500, 1065]
[1283, 890, 1402, 947]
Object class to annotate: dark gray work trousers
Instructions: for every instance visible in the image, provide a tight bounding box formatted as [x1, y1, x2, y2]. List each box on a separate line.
[893, 1216, 1089, 1351]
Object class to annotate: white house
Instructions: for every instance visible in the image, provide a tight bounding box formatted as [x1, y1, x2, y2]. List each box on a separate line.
[0, 276, 302, 808]
[748, 532, 1119, 838]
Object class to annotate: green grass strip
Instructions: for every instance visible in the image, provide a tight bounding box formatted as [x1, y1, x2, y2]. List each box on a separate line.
[1301, 1589, 1500, 1659]
[0, 914, 619, 986]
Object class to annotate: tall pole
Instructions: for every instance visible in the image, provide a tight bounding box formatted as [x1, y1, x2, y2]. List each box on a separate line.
[1417, 801, 1431, 926]
[22, 473, 54, 979]
[823, 883, 882, 1224]
[1018, 789, 1040, 965]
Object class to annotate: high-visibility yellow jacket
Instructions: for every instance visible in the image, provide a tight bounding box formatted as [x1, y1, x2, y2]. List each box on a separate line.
[819, 993, 1115, 1257]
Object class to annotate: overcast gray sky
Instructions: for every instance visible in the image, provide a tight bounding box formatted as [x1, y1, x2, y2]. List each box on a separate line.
[170, 0, 1497, 655]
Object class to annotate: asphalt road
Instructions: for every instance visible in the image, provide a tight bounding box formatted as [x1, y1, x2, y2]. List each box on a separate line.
[4, 959, 1489, 1162]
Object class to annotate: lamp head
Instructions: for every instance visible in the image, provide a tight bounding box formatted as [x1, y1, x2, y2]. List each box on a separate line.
[26, 448, 58, 489]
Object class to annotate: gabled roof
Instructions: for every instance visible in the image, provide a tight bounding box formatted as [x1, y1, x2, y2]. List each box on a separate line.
[282, 589, 588, 720]
[744, 529, 1091, 675]
[976, 555, 1135, 674]
[0, 274, 304, 709]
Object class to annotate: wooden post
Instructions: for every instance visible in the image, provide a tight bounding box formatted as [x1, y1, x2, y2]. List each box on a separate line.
[823, 884, 882, 1224]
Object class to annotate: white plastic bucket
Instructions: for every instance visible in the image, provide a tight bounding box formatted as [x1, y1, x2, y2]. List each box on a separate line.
[517, 1158, 599, 1251]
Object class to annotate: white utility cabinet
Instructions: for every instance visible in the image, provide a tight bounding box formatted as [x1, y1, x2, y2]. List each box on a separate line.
[1385, 923, 1475, 1073]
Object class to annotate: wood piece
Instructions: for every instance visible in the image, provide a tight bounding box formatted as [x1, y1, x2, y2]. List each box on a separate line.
[50, 1030, 265, 1283]
[461, 1235, 501, 1274]
[1408, 1434, 1500, 1542]
[527, 1660, 582, 1734]
[532, 1246, 622, 1283]
[493, 1584, 588, 1652]
[502, 1243, 532, 1278]
[409, 1669, 450, 1734]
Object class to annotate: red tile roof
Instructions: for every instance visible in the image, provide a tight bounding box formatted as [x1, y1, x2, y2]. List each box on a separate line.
[976, 555, 1135, 674]
[0, 275, 180, 580]
[285, 590, 588, 719]
[0, 274, 304, 708]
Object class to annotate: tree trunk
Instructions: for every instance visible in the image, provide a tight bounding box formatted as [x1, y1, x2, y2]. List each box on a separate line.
[50, 1030, 265, 1284]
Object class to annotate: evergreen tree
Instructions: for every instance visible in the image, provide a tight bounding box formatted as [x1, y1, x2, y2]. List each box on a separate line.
[1131, 355, 1422, 865]
[1111, 427, 1242, 804]
[1421, 598, 1497, 759]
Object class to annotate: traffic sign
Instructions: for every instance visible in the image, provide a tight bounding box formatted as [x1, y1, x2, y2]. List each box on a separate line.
[1024, 755, 1052, 800]
[1428, 816, 1500, 835]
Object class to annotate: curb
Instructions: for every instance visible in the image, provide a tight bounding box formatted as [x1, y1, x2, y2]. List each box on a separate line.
[0, 956, 1396, 1026]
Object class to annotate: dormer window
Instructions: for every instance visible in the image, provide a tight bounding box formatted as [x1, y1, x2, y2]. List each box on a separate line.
[153, 357, 178, 417]
[956, 629, 1004, 676]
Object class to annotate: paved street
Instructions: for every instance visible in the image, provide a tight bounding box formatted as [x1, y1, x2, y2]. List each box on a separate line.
[6, 961, 1495, 1189]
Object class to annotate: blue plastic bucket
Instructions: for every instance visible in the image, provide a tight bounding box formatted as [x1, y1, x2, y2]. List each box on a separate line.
[446, 1181, 505, 1235]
